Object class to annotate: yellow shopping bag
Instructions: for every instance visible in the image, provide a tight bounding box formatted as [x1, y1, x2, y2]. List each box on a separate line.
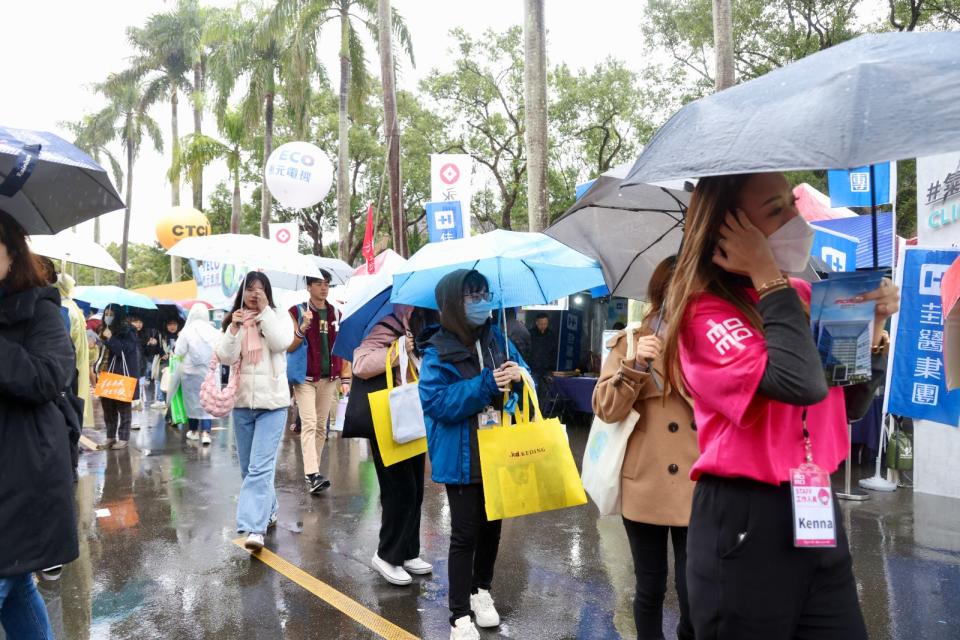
[477, 372, 587, 520]
[369, 341, 428, 466]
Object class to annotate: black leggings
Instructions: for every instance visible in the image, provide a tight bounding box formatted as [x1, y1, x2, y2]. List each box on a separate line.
[445, 483, 502, 624]
[370, 440, 425, 566]
[686, 474, 868, 640]
[101, 398, 132, 441]
[622, 518, 694, 640]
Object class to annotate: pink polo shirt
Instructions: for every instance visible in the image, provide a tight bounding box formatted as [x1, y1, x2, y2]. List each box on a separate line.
[679, 279, 849, 485]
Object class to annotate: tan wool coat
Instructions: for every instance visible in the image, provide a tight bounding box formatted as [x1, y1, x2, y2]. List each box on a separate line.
[592, 328, 699, 526]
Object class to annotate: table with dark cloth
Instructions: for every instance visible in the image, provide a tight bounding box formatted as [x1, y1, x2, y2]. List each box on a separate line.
[851, 395, 883, 454]
[548, 376, 597, 414]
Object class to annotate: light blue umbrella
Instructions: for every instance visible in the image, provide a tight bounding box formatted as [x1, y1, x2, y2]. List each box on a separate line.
[390, 230, 604, 309]
[74, 286, 158, 310]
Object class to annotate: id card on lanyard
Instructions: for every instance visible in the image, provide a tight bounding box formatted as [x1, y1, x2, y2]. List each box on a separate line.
[476, 340, 502, 429]
[790, 409, 837, 548]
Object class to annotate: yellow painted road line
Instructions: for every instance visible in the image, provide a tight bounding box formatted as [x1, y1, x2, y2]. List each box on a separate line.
[232, 539, 419, 640]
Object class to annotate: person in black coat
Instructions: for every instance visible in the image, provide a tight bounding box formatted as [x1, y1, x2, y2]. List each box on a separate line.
[0, 208, 79, 638]
[94, 303, 141, 450]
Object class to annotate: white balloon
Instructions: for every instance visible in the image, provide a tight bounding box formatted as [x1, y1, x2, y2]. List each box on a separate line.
[265, 141, 334, 209]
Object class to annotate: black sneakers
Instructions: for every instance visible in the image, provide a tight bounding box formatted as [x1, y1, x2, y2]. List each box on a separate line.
[305, 473, 331, 494]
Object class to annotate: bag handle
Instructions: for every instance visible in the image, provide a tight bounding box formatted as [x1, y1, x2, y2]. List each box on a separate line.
[504, 369, 543, 426]
[120, 351, 130, 378]
[397, 340, 420, 385]
[384, 341, 399, 390]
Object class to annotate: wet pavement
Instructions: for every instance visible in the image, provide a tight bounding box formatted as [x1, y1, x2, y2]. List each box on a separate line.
[12, 403, 960, 640]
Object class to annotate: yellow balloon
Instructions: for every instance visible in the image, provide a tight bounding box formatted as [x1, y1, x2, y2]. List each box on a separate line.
[155, 206, 212, 250]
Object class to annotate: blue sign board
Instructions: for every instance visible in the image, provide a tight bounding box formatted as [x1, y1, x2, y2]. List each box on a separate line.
[887, 248, 960, 425]
[426, 201, 464, 243]
[810, 226, 859, 272]
[557, 309, 583, 371]
[827, 162, 892, 207]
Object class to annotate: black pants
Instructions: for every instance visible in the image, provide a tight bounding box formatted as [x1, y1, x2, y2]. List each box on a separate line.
[101, 398, 132, 441]
[687, 474, 868, 640]
[622, 518, 694, 640]
[370, 439, 426, 565]
[445, 483, 502, 624]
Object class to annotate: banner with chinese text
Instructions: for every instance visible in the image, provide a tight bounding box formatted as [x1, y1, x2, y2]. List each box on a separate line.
[887, 247, 960, 425]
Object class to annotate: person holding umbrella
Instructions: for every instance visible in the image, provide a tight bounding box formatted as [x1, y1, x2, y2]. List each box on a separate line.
[218, 272, 293, 552]
[352, 304, 438, 586]
[417, 269, 529, 640]
[95, 303, 141, 450]
[661, 172, 898, 640]
[0, 208, 78, 638]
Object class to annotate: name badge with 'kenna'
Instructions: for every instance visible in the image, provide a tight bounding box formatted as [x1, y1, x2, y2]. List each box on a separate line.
[790, 463, 837, 548]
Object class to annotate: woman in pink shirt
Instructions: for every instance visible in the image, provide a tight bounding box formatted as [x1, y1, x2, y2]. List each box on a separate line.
[661, 172, 899, 640]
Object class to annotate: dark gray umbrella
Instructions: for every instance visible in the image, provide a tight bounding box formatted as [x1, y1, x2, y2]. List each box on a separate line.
[0, 127, 124, 234]
[623, 31, 960, 186]
[545, 165, 691, 300]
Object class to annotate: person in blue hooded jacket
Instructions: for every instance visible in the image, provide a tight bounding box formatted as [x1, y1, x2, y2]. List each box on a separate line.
[417, 269, 529, 640]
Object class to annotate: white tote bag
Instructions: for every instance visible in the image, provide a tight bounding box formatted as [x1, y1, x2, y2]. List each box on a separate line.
[389, 344, 427, 444]
[580, 409, 639, 516]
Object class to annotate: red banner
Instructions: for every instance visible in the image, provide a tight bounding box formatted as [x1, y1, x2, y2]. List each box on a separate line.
[362, 203, 376, 274]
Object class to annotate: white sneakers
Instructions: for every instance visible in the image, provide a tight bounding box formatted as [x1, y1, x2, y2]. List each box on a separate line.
[449, 616, 480, 640]
[201, 432, 212, 446]
[244, 533, 264, 552]
[470, 589, 500, 628]
[186, 430, 199, 441]
[371, 554, 412, 586]
[402, 557, 433, 575]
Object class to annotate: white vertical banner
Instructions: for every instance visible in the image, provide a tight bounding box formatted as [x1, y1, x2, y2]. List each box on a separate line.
[431, 154, 473, 237]
[269, 222, 300, 254]
[917, 152, 960, 247]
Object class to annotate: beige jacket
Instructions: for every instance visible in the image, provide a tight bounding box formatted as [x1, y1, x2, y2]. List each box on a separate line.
[217, 306, 294, 410]
[592, 327, 699, 526]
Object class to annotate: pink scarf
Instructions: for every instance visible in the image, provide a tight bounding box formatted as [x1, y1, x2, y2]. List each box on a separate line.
[241, 313, 263, 366]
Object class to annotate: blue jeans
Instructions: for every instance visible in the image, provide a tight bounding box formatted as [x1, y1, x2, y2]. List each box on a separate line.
[0, 573, 54, 639]
[233, 408, 287, 534]
[188, 418, 212, 432]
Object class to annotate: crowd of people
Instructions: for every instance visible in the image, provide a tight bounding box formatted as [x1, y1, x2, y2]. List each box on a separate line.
[0, 171, 902, 640]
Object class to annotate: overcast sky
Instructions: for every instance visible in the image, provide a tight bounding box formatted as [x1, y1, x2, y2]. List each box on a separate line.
[7, 1, 649, 246]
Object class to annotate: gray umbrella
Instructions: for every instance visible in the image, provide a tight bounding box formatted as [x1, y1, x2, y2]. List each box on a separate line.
[0, 127, 124, 234]
[623, 31, 960, 186]
[545, 165, 691, 300]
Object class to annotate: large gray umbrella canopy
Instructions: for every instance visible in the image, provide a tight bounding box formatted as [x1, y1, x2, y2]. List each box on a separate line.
[545, 170, 690, 300]
[624, 31, 960, 186]
[0, 127, 124, 234]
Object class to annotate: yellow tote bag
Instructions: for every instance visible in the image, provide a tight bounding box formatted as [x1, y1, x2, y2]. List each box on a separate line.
[477, 372, 588, 520]
[369, 341, 428, 466]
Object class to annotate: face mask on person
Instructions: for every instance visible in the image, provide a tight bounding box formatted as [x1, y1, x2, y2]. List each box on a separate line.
[464, 302, 493, 327]
[103, 315, 114, 327]
[765, 215, 815, 273]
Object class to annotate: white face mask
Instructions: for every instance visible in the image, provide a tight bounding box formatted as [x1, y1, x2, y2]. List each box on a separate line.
[765, 215, 815, 273]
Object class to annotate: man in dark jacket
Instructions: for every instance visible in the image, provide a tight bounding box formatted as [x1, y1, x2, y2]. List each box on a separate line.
[0, 211, 79, 636]
[528, 313, 558, 392]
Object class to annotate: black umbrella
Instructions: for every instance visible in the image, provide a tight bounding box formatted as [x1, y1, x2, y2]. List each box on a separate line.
[624, 31, 960, 186]
[545, 165, 692, 300]
[0, 127, 124, 234]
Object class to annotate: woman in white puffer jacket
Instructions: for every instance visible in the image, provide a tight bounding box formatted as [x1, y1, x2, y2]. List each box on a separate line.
[217, 272, 294, 552]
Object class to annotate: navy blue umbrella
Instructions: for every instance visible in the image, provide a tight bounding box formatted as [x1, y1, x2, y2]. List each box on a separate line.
[0, 127, 124, 233]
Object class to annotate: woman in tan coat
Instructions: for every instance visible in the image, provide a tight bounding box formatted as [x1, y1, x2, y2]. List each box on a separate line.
[592, 256, 697, 640]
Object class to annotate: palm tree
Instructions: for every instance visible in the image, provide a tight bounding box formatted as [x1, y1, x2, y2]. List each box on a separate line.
[712, 0, 736, 90]
[62, 116, 125, 285]
[208, 4, 309, 238]
[269, 0, 413, 260]
[94, 74, 163, 286]
[172, 110, 248, 233]
[524, 0, 549, 232]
